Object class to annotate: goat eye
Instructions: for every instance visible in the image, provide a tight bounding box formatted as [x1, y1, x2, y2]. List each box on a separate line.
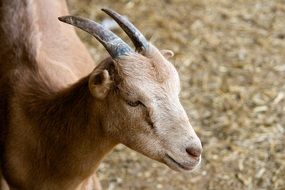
[126, 100, 142, 107]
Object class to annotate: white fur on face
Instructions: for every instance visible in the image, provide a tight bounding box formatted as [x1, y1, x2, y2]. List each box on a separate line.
[111, 44, 202, 171]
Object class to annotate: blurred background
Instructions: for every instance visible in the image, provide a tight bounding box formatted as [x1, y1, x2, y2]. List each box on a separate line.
[67, 0, 285, 189]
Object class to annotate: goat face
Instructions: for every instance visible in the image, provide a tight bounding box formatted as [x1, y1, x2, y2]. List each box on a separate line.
[89, 44, 202, 172]
[59, 9, 202, 172]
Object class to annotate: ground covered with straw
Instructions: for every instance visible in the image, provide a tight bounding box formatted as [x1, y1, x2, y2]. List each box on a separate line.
[67, 0, 285, 189]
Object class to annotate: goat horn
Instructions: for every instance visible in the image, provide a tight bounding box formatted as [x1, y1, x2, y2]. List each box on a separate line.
[58, 16, 133, 58]
[102, 8, 149, 52]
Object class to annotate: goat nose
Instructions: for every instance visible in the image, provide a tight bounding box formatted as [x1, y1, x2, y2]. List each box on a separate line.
[186, 145, 202, 158]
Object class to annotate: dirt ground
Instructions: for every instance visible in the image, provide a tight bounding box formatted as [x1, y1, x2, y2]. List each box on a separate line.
[67, 0, 285, 189]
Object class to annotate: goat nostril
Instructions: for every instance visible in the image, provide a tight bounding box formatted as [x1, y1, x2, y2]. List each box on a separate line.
[186, 146, 202, 158]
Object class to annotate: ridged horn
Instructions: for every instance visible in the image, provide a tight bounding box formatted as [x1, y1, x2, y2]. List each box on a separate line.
[58, 16, 133, 58]
[102, 8, 149, 52]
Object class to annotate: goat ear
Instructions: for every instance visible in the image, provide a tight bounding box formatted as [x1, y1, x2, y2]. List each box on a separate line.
[161, 49, 174, 58]
[89, 70, 112, 99]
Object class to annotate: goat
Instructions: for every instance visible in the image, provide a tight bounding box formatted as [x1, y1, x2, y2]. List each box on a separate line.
[0, 0, 202, 189]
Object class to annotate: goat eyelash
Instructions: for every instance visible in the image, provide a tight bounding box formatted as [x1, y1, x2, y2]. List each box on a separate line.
[126, 100, 143, 107]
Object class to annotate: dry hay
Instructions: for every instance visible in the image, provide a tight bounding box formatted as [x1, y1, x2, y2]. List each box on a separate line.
[67, 0, 285, 189]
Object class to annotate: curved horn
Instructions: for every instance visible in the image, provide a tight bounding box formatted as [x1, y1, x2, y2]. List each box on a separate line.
[102, 8, 149, 52]
[58, 16, 133, 58]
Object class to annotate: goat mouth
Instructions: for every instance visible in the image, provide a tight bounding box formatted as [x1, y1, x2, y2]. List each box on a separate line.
[165, 154, 194, 171]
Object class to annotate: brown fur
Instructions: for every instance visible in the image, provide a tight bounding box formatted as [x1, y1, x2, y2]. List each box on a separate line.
[0, 0, 102, 189]
[0, 0, 202, 189]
